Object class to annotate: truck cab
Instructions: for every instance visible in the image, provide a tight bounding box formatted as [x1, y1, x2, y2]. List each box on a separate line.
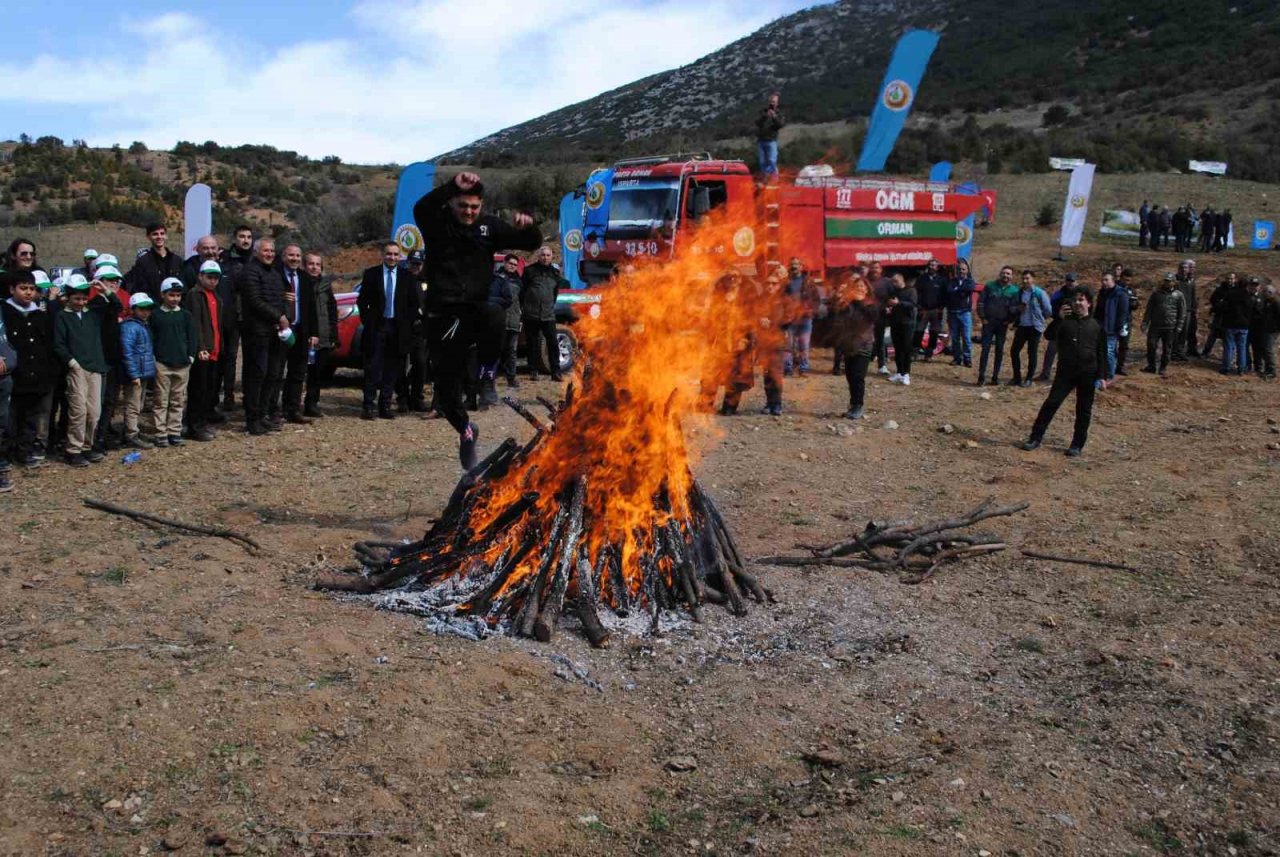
[579, 153, 755, 284]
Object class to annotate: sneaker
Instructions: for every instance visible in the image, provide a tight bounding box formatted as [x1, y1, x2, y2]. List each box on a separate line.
[481, 379, 499, 407]
[248, 421, 270, 436]
[459, 422, 479, 470]
[31, 450, 46, 462]
[0, 473, 11, 493]
[65, 452, 90, 468]
[168, 436, 186, 447]
[900, 374, 911, 386]
[124, 435, 154, 450]
[1019, 439, 1042, 451]
[976, 378, 987, 387]
[843, 407, 865, 420]
[888, 373, 903, 383]
[85, 448, 106, 463]
[877, 365, 891, 375]
[1064, 447, 1082, 457]
[303, 406, 324, 418]
[266, 418, 284, 432]
[505, 376, 520, 389]
[285, 413, 314, 425]
[1140, 366, 1156, 374]
[189, 428, 216, 442]
[20, 454, 42, 468]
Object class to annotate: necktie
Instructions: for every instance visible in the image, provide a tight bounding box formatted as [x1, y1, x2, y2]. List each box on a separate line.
[384, 268, 395, 319]
[290, 271, 299, 324]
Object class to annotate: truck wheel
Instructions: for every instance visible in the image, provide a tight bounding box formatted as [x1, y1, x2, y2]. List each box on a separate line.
[556, 326, 578, 373]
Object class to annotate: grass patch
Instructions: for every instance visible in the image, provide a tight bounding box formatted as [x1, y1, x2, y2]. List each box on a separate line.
[1015, 636, 1046, 654]
[647, 810, 672, 833]
[1134, 820, 1184, 853]
[883, 824, 924, 840]
[463, 795, 492, 811]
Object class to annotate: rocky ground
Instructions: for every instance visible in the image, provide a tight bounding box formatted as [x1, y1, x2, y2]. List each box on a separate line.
[2, 238, 1279, 856]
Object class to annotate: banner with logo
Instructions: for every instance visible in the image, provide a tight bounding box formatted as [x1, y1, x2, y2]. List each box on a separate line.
[954, 181, 978, 262]
[1189, 160, 1227, 176]
[1100, 209, 1140, 238]
[1251, 221, 1275, 251]
[391, 162, 435, 254]
[581, 167, 613, 256]
[183, 183, 212, 258]
[1058, 163, 1095, 248]
[928, 161, 952, 183]
[559, 192, 586, 289]
[856, 28, 941, 173]
[1049, 157, 1086, 171]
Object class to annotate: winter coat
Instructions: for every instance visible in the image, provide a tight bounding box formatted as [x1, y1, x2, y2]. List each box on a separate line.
[1143, 286, 1187, 333]
[1093, 286, 1131, 337]
[945, 276, 976, 313]
[520, 263, 565, 322]
[312, 275, 339, 348]
[1046, 314, 1107, 380]
[118, 317, 156, 380]
[237, 259, 287, 338]
[755, 107, 785, 142]
[183, 286, 222, 356]
[1249, 293, 1280, 334]
[1213, 284, 1251, 330]
[125, 248, 184, 303]
[412, 182, 542, 310]
[489, 270, 524, 330]
[978, 281, 1019, 325]
[914, 270, 946, 311]
[1, 299, 55, 394]
[830, 298, 879, 357]
[887, 283, 918, 327]
[1175, 276, 1196, 314]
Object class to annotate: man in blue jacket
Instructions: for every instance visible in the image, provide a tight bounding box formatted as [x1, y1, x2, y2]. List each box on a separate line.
[1009, 270, 1052, 387]
[1092, 271, 1130, 388]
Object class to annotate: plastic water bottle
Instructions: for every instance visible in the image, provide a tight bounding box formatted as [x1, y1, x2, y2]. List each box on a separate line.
[307, 346, 317, 365]
[122, 451, 142, 465]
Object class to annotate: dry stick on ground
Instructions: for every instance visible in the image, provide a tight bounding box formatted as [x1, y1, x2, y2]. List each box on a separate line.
[1020, 549, 1139, 572]
[902, 543, 1008, 585]
[83, 497, 261, 553]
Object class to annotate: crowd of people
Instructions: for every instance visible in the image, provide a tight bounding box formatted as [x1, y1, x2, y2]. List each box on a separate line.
[2, 173, 1279, 494]
[1138, 201, 1235, 254]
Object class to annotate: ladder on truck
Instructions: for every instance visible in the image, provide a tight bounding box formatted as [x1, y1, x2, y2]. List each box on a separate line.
[760, 181, 782, 268]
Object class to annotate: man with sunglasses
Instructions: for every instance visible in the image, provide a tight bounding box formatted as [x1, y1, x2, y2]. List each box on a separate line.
[413, 172, 542, 469]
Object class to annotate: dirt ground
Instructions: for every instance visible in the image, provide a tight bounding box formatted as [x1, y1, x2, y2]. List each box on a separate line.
[2, 233, 1279, 857]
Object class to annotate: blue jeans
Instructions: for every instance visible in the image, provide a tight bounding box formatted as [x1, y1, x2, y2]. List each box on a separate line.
[1105, 335, 1119, 380]
[785, 317, 813, 373]
[1222, 328, 1250, 373]
[948, 311, 972, 364]
[757, 140, 779, 176]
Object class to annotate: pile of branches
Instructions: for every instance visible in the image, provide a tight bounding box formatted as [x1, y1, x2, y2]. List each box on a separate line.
[314, 390, 770, 646]
[756, 498, 1028, 584]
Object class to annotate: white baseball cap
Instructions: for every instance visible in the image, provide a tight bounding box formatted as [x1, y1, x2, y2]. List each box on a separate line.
[160, 277, 184, 292]
[129, 293, 155, 308]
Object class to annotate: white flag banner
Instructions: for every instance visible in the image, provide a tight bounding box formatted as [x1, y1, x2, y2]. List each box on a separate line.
[1189, 160, 1227, 176]
[1048, 157, 1086, 171]
[1059, 163, 1095, 248]
[183, 183, 213, 258]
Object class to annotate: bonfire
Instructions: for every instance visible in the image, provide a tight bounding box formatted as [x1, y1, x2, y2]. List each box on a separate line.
[316, 207, 777, 645]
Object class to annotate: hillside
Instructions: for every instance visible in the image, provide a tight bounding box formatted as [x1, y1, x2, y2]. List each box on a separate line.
[0, 136, 398, 249]
[441, 0, 1280, 181]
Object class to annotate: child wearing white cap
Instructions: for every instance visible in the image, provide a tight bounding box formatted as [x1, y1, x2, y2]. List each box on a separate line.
[119, 294, 158, 448]
[144, 278, 196, 445]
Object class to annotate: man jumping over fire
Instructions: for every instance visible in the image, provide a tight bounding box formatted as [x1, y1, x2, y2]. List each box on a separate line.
[414, 172, 542, 468]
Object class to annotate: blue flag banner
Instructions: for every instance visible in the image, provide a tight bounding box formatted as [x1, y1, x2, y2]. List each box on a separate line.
[955, 181, 978, 262]
[391, 162, 436, 254]
[1251, 220, 1275, 250]
[928, 161, 952, 183]
[560, 192, 586, 290]
[856, 29, 941, 173]
[581, 168, 613, 253]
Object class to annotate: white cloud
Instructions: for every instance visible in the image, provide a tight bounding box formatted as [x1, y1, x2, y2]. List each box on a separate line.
[0, 1, 809, 164]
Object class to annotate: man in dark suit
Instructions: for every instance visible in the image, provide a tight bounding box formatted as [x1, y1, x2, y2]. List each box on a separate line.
[357, 242, 420, 420]
[236, 238, 289, 435]
[279, 244, 319, 423]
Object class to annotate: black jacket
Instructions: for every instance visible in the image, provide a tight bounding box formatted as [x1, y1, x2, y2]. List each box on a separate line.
[755, 107, 784, 142]
[357, 265, 421, 356]
[412, 182, 542, 311]
[1, 300, 56, 394]
[237, 259, 287, 338]
[1046, 314, 1106, 380]
[1213, 284, 1251, 329]
[520, 263, 565, 322]
[125, 248, 184, 302]
[914, 270, 946, 311]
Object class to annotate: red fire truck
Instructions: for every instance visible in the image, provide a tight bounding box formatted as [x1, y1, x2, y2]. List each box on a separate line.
[576, 153, 996, 284]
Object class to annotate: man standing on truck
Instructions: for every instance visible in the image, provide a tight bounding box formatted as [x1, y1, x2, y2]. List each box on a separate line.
[413, 172, 542, 469]
[755, 92, 785, 180]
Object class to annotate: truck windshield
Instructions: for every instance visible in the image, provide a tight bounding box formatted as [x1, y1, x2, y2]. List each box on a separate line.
[607, 179, 679, 237]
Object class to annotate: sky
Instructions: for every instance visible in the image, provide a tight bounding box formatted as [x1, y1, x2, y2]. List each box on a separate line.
[1, 0, 819, 165]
